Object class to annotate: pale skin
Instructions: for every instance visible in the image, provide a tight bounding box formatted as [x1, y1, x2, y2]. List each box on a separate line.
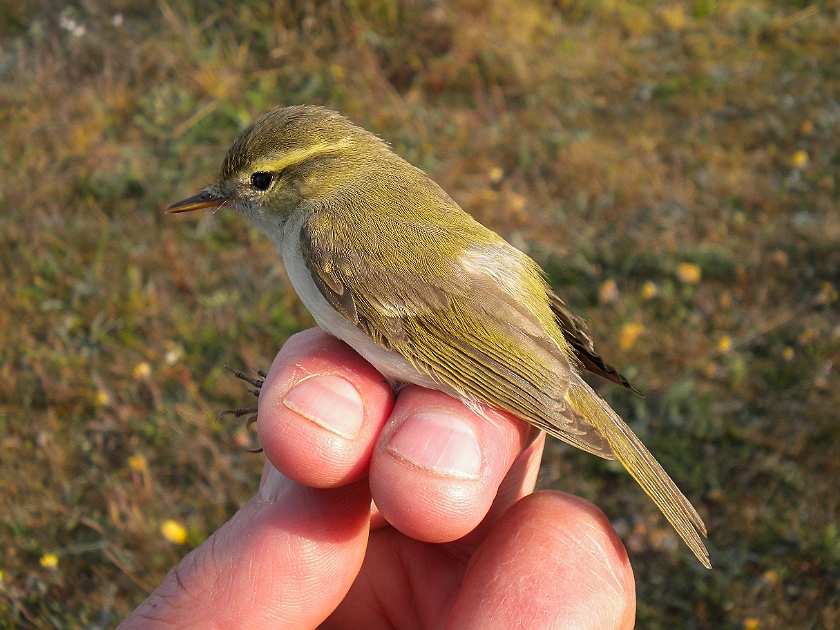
[119, 328, 636, 629]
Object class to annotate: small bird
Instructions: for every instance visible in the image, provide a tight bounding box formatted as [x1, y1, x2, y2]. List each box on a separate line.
[168, 105, 710, 568]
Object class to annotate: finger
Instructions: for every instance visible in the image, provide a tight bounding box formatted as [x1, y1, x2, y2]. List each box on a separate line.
[322, 491, 633, 629]
[369, 432, 543, 539]
[320, 526, 464, 630]
[322, 440, 545, 629]
[455, 432, 545, 548]
[119, 465, 371, 630]
[257, 328, 394, 487]
[446, 491, 636, 630]
[369, 385, 532, 543]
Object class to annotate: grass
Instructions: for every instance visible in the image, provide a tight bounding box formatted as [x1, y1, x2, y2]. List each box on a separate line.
[1, 0, 838, 627]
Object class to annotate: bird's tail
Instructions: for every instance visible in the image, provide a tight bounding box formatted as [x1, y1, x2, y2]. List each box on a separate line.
[567, 373, 711, 569]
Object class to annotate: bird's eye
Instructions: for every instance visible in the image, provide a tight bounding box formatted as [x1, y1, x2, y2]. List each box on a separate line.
[251, 172, 273, 191]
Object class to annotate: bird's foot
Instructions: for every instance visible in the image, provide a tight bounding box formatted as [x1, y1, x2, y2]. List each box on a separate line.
[218, 366, 266, 453]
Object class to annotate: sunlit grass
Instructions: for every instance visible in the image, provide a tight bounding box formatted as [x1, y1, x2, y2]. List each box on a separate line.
[1, 0, 838, 626]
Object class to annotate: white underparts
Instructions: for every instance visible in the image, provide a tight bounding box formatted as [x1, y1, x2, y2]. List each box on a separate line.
[278, 209, 444, 392]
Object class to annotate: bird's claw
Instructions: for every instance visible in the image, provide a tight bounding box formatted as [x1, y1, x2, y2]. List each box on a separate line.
[219, 366, 267, 453]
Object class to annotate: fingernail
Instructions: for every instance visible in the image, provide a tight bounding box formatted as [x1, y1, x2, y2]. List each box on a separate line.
[387, 411, 481, 479]
[258, 464, 297, 505]
[282, 375, 364, 439]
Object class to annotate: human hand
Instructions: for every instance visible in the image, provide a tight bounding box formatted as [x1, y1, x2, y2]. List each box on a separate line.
[120, 328, 635, 629]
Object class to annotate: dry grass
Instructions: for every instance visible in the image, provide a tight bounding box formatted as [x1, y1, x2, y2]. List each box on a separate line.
[1, 0, 838, 627]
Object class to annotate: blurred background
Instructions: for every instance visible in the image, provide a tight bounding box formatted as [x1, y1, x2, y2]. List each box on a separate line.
[1, 0, 838, 627]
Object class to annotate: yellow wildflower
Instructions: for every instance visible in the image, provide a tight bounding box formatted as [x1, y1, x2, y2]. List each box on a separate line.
[128, 454, 148, 472]
[619, 322, 644, 350]
[133, 362, 152, 379]
[791, 150, 808, 169]
[161, 520, 188, 545]
[39, 554, 59, 569]
[676, 262, 702, 285]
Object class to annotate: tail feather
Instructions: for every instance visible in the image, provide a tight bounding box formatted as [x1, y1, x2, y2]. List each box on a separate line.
[567, 373, 711, 569]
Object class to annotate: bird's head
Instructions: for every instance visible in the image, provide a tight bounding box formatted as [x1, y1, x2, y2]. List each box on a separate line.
[167, 105, 389, 227]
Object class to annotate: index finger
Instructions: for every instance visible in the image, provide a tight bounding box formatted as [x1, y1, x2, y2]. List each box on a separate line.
[256, 327, 395, 488]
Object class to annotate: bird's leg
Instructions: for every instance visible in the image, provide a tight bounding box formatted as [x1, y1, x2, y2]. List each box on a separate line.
[217, 365, 267, 453]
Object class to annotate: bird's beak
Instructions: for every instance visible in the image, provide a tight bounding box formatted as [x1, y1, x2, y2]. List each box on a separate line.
[166, 190, 229, 214]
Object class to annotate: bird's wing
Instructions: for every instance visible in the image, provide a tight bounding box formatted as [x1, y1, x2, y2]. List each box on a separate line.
[300, 212, 615, 459]
[549, 293, 642, 395]
[301, 210, 712, 567]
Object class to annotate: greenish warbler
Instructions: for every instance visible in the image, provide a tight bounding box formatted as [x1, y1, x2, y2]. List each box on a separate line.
[168, 105, 710, 568]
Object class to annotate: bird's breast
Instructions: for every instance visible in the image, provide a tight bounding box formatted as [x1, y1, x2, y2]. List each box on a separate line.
[279, 209, 444, 391]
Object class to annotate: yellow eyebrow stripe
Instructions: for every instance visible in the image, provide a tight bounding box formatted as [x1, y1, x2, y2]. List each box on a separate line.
[250, 137, 355, 173]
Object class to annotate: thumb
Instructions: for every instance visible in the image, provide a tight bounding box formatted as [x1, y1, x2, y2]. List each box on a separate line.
[119, 465, 370, 629]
